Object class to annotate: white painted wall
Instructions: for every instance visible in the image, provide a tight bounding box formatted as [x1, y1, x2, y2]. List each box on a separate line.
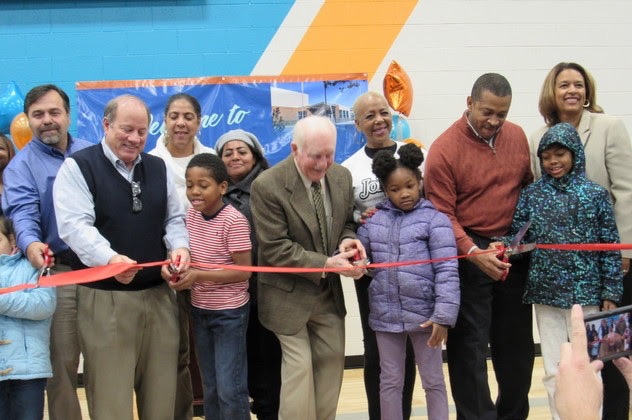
[341, 0, 630, 357]
[370, 0, 632, 148]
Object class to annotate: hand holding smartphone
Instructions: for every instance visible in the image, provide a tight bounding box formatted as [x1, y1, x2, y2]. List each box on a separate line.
[584, 304, 632, 362]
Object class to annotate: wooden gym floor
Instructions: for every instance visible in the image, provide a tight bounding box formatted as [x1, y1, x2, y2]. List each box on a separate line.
[44, 357, 566, 419]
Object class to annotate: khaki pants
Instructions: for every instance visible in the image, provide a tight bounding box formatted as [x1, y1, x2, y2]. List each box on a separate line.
[276, 285, 345, 420]
[77, 283, 179, 420]
[174, 290, 194, 420]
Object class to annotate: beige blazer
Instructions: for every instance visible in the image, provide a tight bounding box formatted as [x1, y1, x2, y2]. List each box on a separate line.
[530, 110, 632, 257]
[250, 155, 357, 335]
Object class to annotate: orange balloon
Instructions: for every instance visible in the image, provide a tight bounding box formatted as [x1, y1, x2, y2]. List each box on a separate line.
[383, 60, 413, 117]
[10, 112, 32, 150]
[404, 138, 426, 150]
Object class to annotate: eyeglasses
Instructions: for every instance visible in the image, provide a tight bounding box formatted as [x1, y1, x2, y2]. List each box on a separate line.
[131, 181, 142, 213]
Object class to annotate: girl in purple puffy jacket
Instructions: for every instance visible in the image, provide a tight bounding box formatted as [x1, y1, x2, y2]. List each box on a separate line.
[356, 144, 460, 420]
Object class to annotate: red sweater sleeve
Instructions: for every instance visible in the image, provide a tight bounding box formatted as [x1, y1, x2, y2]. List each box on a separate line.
[425, 116, 533, 255]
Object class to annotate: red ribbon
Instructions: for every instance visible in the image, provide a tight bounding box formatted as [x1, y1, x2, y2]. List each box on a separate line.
[1, 243, 630, 295]
[536, 243, 632, 251]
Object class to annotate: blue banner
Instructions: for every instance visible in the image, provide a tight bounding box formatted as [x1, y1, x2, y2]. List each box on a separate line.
[76, 75, 368, 165]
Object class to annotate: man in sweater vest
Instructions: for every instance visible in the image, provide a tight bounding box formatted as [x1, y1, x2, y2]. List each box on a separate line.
[53, 94, 190, 420]
[424, 73, 535, 420]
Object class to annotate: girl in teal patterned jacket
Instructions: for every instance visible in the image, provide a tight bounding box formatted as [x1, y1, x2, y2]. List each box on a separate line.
[497, 122, 622, 419]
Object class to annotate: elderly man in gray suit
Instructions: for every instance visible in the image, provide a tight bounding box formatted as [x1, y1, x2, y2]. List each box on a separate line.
[251, 115, 366, 420]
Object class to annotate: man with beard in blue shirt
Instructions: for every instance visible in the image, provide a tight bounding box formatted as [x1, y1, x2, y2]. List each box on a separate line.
[2, 84, 91, 420]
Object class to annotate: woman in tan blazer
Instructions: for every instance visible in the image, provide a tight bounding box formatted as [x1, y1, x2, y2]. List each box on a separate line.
[530, 61, 632, 420]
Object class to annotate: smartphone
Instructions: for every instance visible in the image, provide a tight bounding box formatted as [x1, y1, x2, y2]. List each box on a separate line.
[584, 304, 632, 362]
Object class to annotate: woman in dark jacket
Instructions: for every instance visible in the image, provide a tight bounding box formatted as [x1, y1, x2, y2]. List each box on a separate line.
[215, 129, 280, 420]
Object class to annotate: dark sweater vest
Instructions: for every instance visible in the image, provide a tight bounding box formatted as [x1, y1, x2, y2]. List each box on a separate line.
[69, 145, 168, 290]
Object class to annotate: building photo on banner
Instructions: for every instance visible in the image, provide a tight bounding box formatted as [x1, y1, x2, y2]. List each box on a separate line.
[75, 74, 369, 165]
[2, 0, 632, 419]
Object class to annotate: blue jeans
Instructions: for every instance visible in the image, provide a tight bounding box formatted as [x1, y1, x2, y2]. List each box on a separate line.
[192, 303, 250, 420]
[0, 378, 47, 420]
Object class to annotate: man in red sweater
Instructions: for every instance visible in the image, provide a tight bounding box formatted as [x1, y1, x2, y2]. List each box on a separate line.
[424, 73, 534, 420]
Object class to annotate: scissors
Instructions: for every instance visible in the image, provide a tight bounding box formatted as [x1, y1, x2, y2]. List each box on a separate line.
[496, 221, 536, 281]
[350, 249, 370, 267]
[168, 255, 181, 282]
[39, 244, 52, 279]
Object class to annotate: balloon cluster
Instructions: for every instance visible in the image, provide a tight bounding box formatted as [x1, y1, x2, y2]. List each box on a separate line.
[383, 61, 417, 144]
[0, 82, 32, 150]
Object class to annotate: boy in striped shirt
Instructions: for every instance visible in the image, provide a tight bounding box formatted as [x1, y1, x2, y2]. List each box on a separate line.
[171, 153, 252, 419]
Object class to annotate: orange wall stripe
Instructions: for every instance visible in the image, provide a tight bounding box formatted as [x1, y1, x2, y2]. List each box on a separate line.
[282, 0, 418, 81]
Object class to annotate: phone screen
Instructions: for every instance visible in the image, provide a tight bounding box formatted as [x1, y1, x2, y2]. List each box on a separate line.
[584, 304, 632, 362]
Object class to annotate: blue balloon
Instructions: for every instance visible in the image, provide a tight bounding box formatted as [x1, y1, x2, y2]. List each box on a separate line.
[0, 82, 25, 133]
[390, 114, 410, 140]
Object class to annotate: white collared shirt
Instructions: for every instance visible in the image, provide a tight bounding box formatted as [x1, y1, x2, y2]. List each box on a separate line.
[53, 139, 189, 268]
